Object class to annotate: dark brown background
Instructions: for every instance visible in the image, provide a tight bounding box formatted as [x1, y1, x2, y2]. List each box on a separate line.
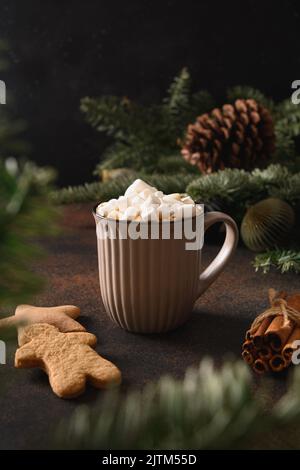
[0, 0, 300, 185]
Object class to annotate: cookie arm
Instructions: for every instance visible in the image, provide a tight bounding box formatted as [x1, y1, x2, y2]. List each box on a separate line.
[53, 305, 81, 319]
[52, 316, 85, 333]
[49, 371, 87, 399]
[86, 351, 122, 389]
[15, 304, 32, 315]
[15, 346, 39, 368]
[67, 332, 97, 347]
[16, 304, 81, 319]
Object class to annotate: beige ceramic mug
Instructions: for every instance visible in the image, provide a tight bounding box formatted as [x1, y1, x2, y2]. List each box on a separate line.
[93, 208, 238, 333]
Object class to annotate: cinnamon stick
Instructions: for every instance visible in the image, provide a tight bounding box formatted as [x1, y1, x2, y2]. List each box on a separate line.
[242, 291, 300, 374]
[245, 330, 252, 341]
[257, 346, 272, 360]
[286, 294, 300, 311]
[242, 340, 254, 352]
[279, 295, 300, 363]
[242, 350, 255, 365]
[269, 354, 286, 372]
[282, 326, 300, 361]
[252, 317, 273, 348]
[265, 316, 294, 351]
[253, 358, 269, 374]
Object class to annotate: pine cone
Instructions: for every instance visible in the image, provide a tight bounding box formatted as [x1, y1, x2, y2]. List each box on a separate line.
[181, 99, 275, 174]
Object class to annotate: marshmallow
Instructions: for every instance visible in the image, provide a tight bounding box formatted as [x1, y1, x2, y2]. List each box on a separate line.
[181, 195, 195, 205]
[124, 179, 156, 196]
[141, 205, 159, 221]
[120, 206, 140, 220]
[130, 195, 145, 207]
[107, 209, 120, 220]
[117, 196, 129, 211]
[158, 203, 173, 220]
[99, 198, 118, 215]
[96, 206, 107, 217]
[139, 188, 154, 200]
[181, 204, 197, 217]
[174, 204, 200, 219]
[142, 194, 161, 207]
[96, 179, 201, 221]
[162, 193, 181, 203]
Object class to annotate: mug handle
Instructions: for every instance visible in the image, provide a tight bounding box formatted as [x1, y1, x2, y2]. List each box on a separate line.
[197, 212, 239, 297]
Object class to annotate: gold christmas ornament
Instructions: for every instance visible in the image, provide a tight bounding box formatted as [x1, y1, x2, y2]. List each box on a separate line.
[241, 198, 295, 252]
[181, 99, 275, 174]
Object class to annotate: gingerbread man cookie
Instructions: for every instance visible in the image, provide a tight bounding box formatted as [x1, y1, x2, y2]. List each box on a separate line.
[0, 304, 85, 345]
[15, 323, 121, 398]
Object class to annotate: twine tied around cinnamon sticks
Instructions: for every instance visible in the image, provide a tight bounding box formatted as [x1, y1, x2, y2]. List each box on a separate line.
[250, 289, 300, 334]
[242, 289, 300, 374]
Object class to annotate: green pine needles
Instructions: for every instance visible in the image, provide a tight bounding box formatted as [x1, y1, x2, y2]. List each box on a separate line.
[52, 173, 195, 205]
[52, 163, 300, 221]
[80, 68, 214, 175]
[253, 249, 300, 274]
[56, 359, 262, 450]
[187, 164, 300, 221]
[226, 85, 276, 112]
[56, 358, 300, 450]
[0, 159, 58, 310]
[80, 71, 300, 177]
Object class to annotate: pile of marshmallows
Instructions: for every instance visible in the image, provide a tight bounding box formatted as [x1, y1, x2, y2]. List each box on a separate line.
[96, 179, 202, 221]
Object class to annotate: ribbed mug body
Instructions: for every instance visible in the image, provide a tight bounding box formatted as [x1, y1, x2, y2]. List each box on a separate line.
[95, 217, 202, 333]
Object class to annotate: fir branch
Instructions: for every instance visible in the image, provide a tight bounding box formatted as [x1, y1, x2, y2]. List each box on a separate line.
[155, 155, 199, 175]
[52, 175, 135, 205]
[269, 173, 300, 204]
[188, 89, 215, 117]
[186, 164, 300, 220]
[187, 168, 256, 205]
[81, 95, 182, 173]
[54, 164, 300, 212]
[187, 168, 259, 222]
[271, 99, 300, 166]
[163, 67, 191, 125]
[253, 249, 300, 274]
[144, 173, 195, 194]
[52, 173, 195, 205]
[81, 70, 300, 176]
[56, 359, 266, 450]
[95, 142, 148, 172]
[225, 87, 300, 170]
[251, 163, 291, 185]
[226, 85, 275, 111]
[161, 68, 215, 137]
[80, 96, 136, 141]
[275, 98, 300, 122]
[80, 68, 215, 174]
[0, 159, 58, 310]
[55, 358, 300, 450]
[274, 107, 300, 162]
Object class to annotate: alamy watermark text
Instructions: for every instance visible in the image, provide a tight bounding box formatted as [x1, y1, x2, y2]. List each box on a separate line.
[0, 80, 6, 104]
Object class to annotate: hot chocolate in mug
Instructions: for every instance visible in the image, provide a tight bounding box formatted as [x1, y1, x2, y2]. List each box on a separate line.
[93, 182, 238, 333]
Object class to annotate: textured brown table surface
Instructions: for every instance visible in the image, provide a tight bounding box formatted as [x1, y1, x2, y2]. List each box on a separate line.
[0, 204, 298, 449]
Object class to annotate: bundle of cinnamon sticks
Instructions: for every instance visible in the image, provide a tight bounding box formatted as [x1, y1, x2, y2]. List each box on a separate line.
[242, 290, 300, 374]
